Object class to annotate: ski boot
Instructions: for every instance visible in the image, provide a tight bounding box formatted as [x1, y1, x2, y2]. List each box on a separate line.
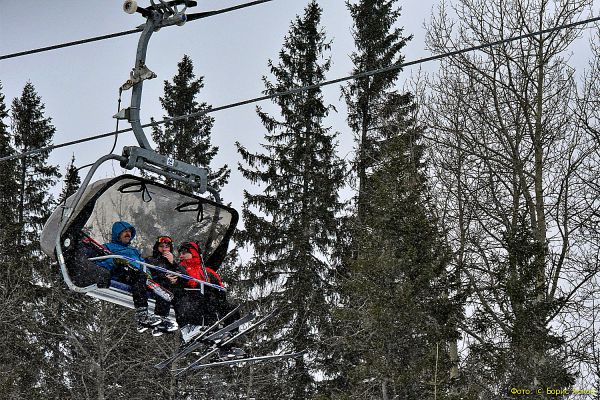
[180, 324, 206, 344]
[152, 317, 179, 337]
[135, 307, 162, 333]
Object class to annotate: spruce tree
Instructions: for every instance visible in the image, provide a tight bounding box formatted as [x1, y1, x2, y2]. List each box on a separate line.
[0, 82, 24, 396]
[44, 153, 87, 397]
[336, 101, 458, 398]
[0, 81, 19, 251]
[343, 0, 411, 227]
[151, 55, 230, 192]
[331, 1, 413, 382]
[58, 154, 81, 204]
[331, 1, 458, 398]
[236, 1, 344, 397]
[11, 82, 61, 250]
[7, 82, 62, 397]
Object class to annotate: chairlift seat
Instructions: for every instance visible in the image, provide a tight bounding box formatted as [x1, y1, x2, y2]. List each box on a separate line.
[84, 279, 176, 319]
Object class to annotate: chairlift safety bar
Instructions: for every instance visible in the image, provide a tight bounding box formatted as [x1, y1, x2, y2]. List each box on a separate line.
[88, 254, 227, 293]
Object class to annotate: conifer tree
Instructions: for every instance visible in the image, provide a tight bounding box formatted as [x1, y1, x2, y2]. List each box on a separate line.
[151, 55, 230, 192]
[236, 1, 344, 397]
[45, 153, 87, 397]
[0, 82, 24, 396]
[58, 154, 81, 204]
[0, 82, 19, 251]
[6, 82, 62, 397]
[336, 100, 458, 398]
[343, 0, 411, 227]
[331, 2, 458, 398]
[11, 82, 61, 250]
[331, 1, 414, 381]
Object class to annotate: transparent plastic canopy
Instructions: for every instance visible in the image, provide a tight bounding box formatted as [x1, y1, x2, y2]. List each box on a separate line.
[42, 175, 238, 270]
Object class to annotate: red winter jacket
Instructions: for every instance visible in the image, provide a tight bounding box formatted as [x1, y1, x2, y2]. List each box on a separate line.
[179, 242, 224, 289]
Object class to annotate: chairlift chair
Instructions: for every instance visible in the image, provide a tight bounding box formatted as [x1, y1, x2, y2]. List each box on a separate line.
[40, 0, 238, 313]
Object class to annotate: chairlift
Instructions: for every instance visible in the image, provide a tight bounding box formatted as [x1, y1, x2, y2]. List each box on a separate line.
[40, 0, 238, 313]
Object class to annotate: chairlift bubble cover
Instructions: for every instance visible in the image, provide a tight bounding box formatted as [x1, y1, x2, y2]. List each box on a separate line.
[41, 175, 238, 270]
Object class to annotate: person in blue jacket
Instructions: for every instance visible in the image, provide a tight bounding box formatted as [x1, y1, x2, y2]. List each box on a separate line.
[98, 221, 162, 332]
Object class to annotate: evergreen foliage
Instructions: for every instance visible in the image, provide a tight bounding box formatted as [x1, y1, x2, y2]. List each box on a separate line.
[335, 99, 457, 398]
[462, 220, 574, 393]
[343, 0, 411, 224]
[151, 55, 230, 192]
[0, 82, 63, 397]
[0, 81, 23, 396]
[0, 82, 19, 251]
[58, 154, 81, 204]
[332, 1, 458, 398]
[1, 2, 594, 396]
[11, 82, 61, 250]
[236, 1, 344, 397]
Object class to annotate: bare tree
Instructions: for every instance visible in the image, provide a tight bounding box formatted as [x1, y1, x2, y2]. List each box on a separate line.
[573, 25, 600, 396]
[422, 0, 599, 396]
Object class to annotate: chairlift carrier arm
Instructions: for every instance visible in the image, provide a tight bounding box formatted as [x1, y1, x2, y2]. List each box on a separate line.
[117, 0, 212, 193]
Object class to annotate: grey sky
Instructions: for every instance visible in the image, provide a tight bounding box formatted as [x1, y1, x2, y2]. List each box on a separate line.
[0, 0, 436, 211]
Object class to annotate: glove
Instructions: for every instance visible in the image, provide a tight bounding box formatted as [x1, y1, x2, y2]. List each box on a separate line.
[114, 258, 130, 268]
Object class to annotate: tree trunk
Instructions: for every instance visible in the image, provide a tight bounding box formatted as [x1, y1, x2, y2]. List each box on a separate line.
[357, 94, 371, 236]
[18, 150, 26, 247]
[533, 29, 547, 302]
[382, 379, 389, 400]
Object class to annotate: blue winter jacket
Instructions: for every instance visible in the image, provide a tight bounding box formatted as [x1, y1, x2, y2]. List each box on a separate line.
[97, 221, 144, 277]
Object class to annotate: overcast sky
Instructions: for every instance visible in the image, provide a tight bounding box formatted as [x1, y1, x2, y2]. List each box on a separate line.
[1, 0, 436, 212]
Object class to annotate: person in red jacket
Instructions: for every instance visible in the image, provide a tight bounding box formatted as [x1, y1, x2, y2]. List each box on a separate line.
[174, 241, 239, 346]
[178, 241, 224, 288]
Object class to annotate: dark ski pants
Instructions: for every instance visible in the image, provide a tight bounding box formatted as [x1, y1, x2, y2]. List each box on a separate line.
[173, 287, 239, 328]
[153, 276, 175, 317]
[69, 258, 111, 289]
[71, 246, 111, 288]
[118, 269, 149, 309]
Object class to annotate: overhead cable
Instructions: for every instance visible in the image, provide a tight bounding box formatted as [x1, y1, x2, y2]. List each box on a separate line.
[0, 0, 274, 61]
[0, 30, 142, 61]
[1, 13, 599, 163]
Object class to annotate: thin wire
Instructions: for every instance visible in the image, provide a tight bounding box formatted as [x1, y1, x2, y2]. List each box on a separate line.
[74, 88, 124, 172]
[0, 0, 274, 61]
[109, 88, 124, 155]
[186, 0, 273, 20]
[0, 29, 142, 61]
[1, 13, 599, 163]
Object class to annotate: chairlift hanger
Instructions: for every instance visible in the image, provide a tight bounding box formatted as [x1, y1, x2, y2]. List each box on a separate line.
[41, 0, 238, 311]
[39, 0, 303, 372]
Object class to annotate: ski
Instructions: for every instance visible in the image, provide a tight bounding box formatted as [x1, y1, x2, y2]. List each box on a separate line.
[171, 311, 255, 365]
[175, 308, 278, 376]
[90, 254, 225, 292]
[185, 352, 304, 371]
[203, 312, 255, 342]
[154, 305, 245, 370]
[145, 277, 174, 302]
